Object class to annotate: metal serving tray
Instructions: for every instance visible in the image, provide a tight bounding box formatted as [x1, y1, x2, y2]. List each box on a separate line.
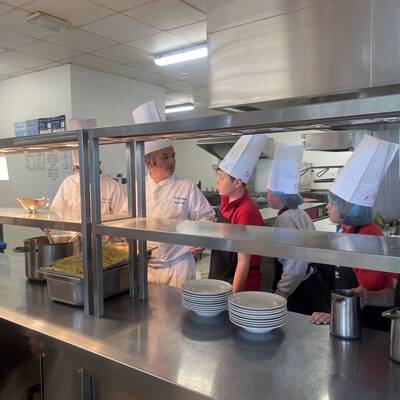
[40, 263, 128, 306]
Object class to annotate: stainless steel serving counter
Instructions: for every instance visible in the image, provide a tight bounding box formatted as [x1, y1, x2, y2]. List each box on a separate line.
[0, 254, 399, 400]
[97, 217, 400, 273]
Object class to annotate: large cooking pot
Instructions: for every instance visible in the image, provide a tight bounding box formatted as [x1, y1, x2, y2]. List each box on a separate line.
[382, 307, 400, 363]
[14, 235, 81, 282]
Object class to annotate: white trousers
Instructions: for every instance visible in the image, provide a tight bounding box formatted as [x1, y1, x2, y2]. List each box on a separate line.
[148, 254, 195, 288]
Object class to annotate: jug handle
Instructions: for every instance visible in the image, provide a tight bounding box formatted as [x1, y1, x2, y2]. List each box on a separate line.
[13, 246, 27, 253]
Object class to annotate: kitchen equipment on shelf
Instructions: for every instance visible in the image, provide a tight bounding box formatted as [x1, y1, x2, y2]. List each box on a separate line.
[228, 291, 287, 334]
[14, 235, 82, 282]
[181, 279, 232, 317]
[67, 232, 81, 244]
[330, 289, 361, 339]
[16, 197, 49, 213]
[382, 307, 400, 363]
[43, 229, 55, 244]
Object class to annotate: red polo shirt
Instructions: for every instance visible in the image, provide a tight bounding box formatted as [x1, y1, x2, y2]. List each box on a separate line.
[343, 223, 396, 291]
[220, 191, 264, 267]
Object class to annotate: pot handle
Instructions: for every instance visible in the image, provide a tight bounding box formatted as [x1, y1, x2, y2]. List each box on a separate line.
[382, 306, 400, 319]
[13, 246, 27, 253]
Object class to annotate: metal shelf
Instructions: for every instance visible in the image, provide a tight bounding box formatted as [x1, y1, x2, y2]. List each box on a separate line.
[0, 130, 94, 315]
[97, 217, 400, 274]
[0, 208, 82, 231]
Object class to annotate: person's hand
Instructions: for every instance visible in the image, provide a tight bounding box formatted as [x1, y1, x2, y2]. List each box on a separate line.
[189, 247, 205, 254]
[309, 312, 331, 325]
[352, 286, 368, 308]
[102, 235, 112, 244]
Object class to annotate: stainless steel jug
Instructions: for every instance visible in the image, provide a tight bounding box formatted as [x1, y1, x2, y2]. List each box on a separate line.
[382, 307, 400, 363]
[330, 289, 361, 339]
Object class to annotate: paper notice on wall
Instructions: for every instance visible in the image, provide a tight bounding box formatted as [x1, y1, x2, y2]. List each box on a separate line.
[39, 118, 52, 134]
[61, 151, 72, 173]
[25, 154, 35, 170]
[14, 121, 27, 137]
[26, 119, 39, 136]
[51, 115, 66, 133]
[35, 153, 46, 170]
[46, 153, 60, 181]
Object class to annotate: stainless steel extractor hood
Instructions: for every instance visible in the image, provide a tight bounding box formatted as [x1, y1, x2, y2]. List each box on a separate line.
[207, 0, 400, 110]
[197, 136, 274, 160]
[303, 131, 355, 151]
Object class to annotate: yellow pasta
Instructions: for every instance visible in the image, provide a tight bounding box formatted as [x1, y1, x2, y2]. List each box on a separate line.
[46, 245, 129, 276]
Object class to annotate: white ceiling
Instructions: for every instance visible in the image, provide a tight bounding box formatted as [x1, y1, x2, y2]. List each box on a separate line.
[0, 0, 220, 116]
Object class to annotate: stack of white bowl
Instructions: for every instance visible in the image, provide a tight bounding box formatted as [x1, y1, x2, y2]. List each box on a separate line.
[181, 279, 232, 317]
[228, 291, 287, 333]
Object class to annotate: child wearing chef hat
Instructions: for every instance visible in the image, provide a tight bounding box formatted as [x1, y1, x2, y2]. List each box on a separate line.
[310, 134, 399, 331]
[209, 134, 266, 292]
[266, 143, 331, 315]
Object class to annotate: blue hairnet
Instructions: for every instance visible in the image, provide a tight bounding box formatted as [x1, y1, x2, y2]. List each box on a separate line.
[272, 191, 304, 209]
[328, 191, 374, 226]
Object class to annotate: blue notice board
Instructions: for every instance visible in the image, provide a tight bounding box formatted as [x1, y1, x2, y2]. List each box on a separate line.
[26, 119, 39, 136]
[14, 121, 27, 137]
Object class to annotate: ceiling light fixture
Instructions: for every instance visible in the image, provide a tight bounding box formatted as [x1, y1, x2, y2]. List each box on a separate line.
[26, 11, 72, 33]
[165, 103, 194, 114]
[154, 43, 207, 66]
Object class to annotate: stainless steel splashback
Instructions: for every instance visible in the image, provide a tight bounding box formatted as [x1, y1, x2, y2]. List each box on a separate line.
[207, 0, 400, 109]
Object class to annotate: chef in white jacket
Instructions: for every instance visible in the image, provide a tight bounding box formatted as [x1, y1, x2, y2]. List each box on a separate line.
[132, 101, 215, 288]
[51, 149, 128, 219]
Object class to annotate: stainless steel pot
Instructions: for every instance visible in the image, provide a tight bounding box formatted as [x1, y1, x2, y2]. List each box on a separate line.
[382, 307, 400, 363]
[14, 235, 81, 282]
[330, 289, 361, 339]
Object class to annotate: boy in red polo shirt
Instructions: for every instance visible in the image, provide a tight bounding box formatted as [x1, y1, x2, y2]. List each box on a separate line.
[208, 135, 266, 292]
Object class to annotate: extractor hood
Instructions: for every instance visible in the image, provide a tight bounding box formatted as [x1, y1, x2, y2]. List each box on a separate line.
[197, 136, 274, 160]
[303, 131, 359, 152]
[207, 0, 400, 110]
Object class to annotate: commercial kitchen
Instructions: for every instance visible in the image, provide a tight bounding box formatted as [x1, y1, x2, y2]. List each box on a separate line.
[0, 1, 399, 399]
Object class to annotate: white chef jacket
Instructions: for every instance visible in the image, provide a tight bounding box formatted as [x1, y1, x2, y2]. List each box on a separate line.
[51, 173, 127, 218]
[273, 208, 316, 298]
[146, 174, 215, 269]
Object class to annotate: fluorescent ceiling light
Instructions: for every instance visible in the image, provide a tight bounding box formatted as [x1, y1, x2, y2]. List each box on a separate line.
[154, 44, 207, 66]
[0, 156, 9, 181]
[27, 11, 72, 33]
[165, 103, 194, 114]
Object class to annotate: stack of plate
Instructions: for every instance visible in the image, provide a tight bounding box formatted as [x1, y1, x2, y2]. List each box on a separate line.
[181, 279, 232, 317]
[228, 291, 287, 333]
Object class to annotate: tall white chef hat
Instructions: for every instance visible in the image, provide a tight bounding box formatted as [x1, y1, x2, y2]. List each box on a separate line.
[267, 143, 304, 194]
[69, 118, 98, 167]
[131, 101, 170, 156]
[330, 134, 398, 207]
[219, 135, 267, 183]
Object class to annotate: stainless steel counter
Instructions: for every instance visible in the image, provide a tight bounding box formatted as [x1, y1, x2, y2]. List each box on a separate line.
[0, 208, 82, 231]
[0, 254, 399, 400]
